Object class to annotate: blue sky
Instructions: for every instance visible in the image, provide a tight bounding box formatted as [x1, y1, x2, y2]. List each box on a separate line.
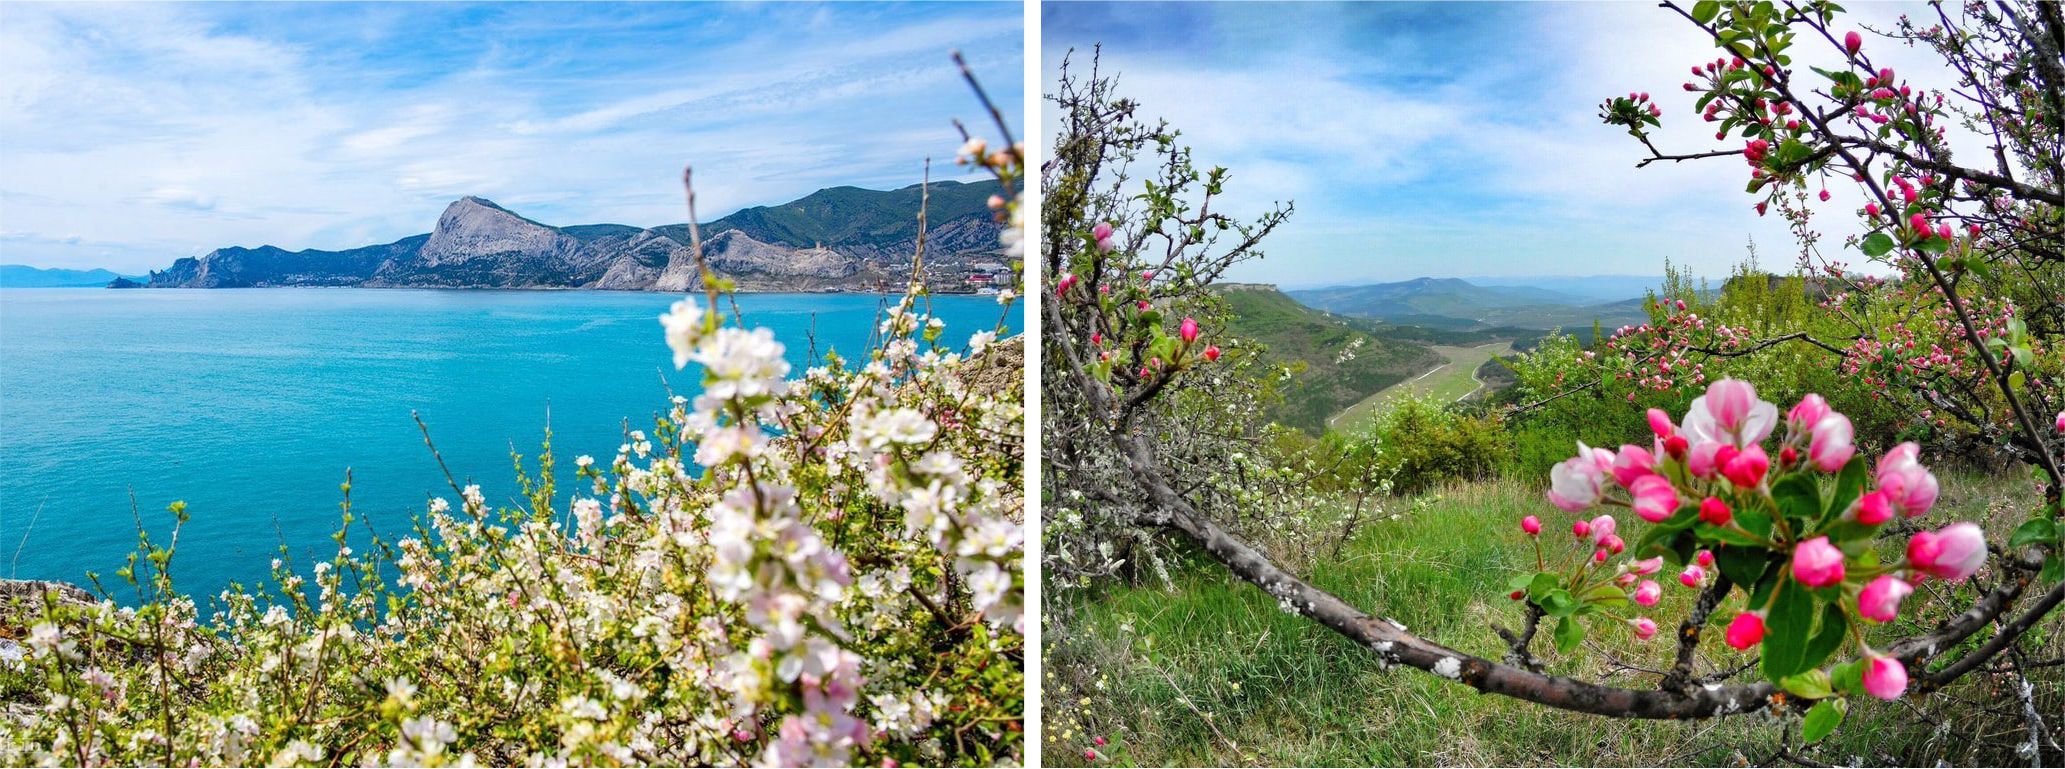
[1, 2, 1023, 272]
[1042, 1, 1946, 288]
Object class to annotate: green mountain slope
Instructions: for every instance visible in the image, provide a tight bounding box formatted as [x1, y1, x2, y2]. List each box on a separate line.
[1217, 285, 1443, 435]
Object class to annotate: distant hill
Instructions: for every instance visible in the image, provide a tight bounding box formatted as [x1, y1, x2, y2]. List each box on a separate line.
[1287, 276, 1649, 331]
[1217, 284, 1442, 435]
[1471, 274, 1666, 304]
[0, 265, 142, 288]
[143, 180, 1008, 292]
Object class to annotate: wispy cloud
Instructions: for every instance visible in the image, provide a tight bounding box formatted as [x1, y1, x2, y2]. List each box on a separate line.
[1042, 1, 1950, 288]
[0, 2, 1023, 272]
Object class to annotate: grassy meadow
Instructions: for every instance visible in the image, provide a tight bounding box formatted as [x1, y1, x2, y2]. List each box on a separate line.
[1045, 474, 2063, 767]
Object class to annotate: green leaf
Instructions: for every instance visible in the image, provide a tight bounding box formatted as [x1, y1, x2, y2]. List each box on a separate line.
[1803, 601, 1847, 671]
[1823, 457, 1866, 529]
[1554, 616, 1585, 654]
[1830, 660, 1865, 695]
[2009, 518, 2059, 548]
[1733, 503, 1775, 540]
[1861, 231, 1895, 256]
[1915, 235, 1950, 254]
[1541, 588, 1580, 618]
[1700, 522, 1766, 547]
[1762, 577, 1816, 680]
[1781, 669, 1834, 699]
[1692, 0, 1721, 23]
[1716, 544, 1772, 588]
[1772, 473, 1822, 530]
[1802, 698, 1847, 743]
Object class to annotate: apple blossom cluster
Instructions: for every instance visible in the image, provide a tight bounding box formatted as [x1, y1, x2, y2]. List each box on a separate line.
[1517, 377, 1991, 708]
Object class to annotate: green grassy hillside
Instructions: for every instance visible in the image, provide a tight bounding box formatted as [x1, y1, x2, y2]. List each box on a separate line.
[1217, 286, 1442, 434]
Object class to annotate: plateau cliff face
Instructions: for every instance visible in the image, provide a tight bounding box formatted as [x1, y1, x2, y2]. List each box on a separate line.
[144, 180, 1010, 292]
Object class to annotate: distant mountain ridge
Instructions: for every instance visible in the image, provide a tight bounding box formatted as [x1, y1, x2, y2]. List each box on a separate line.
[1288, 276, 1649, 331]
[144, 180, 1008, 291]
[0, 265, 144, 288]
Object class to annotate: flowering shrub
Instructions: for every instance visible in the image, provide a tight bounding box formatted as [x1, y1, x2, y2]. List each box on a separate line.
[1516, 376, 1984, 737]
[0, 112, 1025, 766]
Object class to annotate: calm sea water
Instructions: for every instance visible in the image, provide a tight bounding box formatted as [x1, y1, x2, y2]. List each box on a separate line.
[0, 288, 1018, 602]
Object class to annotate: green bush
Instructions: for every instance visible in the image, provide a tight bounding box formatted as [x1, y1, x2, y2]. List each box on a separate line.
[1364, 394, 1508, 494]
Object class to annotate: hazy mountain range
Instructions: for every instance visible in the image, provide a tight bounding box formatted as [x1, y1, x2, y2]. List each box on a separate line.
[136, 180, 1008, 292]
[1288, 276, 1654, 331]
[0, 265, 144, 288]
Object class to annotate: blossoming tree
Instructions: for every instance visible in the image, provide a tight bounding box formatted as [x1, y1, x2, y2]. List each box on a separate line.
[1045, 1, 2061, 751]
[1, 62, 1025, 768]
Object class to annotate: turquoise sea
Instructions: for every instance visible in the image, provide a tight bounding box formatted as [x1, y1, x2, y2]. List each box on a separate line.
[0, 288, 1019, 603]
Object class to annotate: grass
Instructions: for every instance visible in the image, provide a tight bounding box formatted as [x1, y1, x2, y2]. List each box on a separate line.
[1045, 473, 2063, 767]
[1330, 342, 1514, 433]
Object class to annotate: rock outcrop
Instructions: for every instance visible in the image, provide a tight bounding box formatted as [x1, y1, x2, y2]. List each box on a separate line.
[143, 180, 1012, 292]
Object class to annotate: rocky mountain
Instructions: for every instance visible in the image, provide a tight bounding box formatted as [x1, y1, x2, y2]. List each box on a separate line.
[144, 180, 1009, 292]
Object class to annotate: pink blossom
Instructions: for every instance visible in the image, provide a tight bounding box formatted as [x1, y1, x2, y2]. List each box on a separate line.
[1179, 317, 1200, 344]
[1589, 514, 1618, 544]
[1630, 617, 1659, 640]
[1787, 394, 1832, 430]
[1600, 534, 1626, 554]
[1612, 444, 1658, 487]
[1091, 222, 1113, 241]
[1680, 564, 1707, 587]
[1647, 408, 1676, 439]
[1808, 413, 1855, 472]
[1792, 536, 1846, 587]
[1687, 440, 1726, 479]
[1683, 378, 1777, 447]
[1630, 474, 1680, 523]
[1721, 443, 1771, 488]
[1520, 515, 1542, 536]
[1628, 556, 1664, 576]
[1853, 489, 1893, 526]
[1858, 574, 1913, 622]
[1725, 611, 1766, 650]
[1633, 580, 1662, 606]
[1845, 30, 1863, 55]
[2054, 410, 2063, 433]
[1876, 442, 1939, 517]
[1907, 522, 1986, 582]
[1548, 453, 1607, 512]
[1864, 655, 1907, 700]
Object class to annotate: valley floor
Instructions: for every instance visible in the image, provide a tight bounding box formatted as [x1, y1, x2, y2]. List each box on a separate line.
[1044, 474, 2063, 767]
[1330, 341, 1513, 433]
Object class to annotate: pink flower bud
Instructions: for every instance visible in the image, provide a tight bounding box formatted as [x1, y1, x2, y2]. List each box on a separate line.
[1792, 536, 1846, 587]
[1907, 522, 1986, 582]
[1865, 203, 1880, 217]
[1091, 222, 1113, 241]
[1629, 556, 1664, 576]
[1721, 443, 1770, 488]
[1589, 514, 1617, 543]
[1630, 474, 1679, 523]
[1688, 441, 1725, 479]
[1858, 574, 1913, 622]
[1572, 519, 1591, 539]
[1819, 189, 1831, 202]
[1787, 393, 1831, 430]
[1136, 299, 1150, 311]
[1695, 549, 1715, 568]
[1910, 212, 1929, 234]
[1853, 489, 1893, 526]
[1094, 736, 1108, 747]
[1876, 442, 1939, 517]
[1863, 655, 1907, 700]
[1845, 31, 1863, 55]
[1663, 434, 1689, 458]
[1679, 564, 1706, 587]
[1521, 515, 1542, 536]
[1809, 413, 1856, 472]
[1179, 316, 1199, 344]
[1698, 497, 1733, 527]
[1646, 408, 1676, 439]
[1203, 345, 1221, 362]
[2055, 410, 2064, 433]
[1630, 617, 1659, 640]
[1056, 274, 1078, 297]
[1601, 534, 1626, 554]
[1724, 611, 1766, 650]
[1612, 444, 1658, 487]
[1633, 580, 1662, 607]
